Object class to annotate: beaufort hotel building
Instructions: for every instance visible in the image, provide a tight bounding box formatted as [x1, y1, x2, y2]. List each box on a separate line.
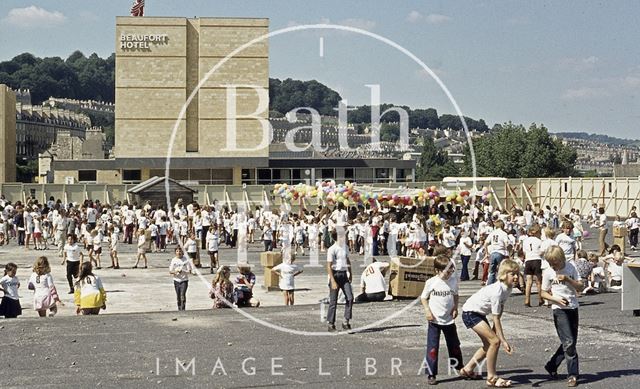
[52, 16, 270, 184]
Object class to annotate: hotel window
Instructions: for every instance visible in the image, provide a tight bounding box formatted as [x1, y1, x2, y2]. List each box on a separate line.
[257, 169, 271, 184]
[78, 170, 97, 182]
[344, 168, 354, 179]
[122, 169, 142, 182]
[321, 168, 334, 179]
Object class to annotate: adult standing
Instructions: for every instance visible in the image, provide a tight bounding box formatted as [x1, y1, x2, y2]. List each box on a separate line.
[626, 211, 639, 250]
[201, 205, 211, 250]
[54, 210, 68, 257]
[326, 229, 354, 331]
[458, 230, 473, 281]
[597, 207, 608, 256]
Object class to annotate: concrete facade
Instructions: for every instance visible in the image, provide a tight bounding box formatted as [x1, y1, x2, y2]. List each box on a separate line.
[0, 85, 17, 182]
[115, 16, 269, 165]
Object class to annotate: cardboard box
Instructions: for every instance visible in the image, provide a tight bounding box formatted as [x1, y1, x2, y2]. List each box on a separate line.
[614, 226, 628, 238]
[614, 235, 627, 256]
[260, 252, 282, 267]
[263, 267, 280, 291]
[388, 256, 436, 298]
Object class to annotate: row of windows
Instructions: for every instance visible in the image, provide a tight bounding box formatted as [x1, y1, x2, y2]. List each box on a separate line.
[74, 168, 413, 184]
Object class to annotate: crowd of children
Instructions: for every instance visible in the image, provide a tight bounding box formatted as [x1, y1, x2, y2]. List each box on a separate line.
[1, 192, 638, 387]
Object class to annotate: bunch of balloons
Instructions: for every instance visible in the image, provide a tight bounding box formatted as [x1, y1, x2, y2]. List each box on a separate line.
[271, 180, 483, 208]
[480, 186, 493, 202]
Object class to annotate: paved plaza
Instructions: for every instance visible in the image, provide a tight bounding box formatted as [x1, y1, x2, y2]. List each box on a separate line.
[1, 228, 639, 388]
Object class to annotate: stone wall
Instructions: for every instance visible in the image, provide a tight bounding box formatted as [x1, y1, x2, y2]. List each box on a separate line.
[0, 85, 16, 182]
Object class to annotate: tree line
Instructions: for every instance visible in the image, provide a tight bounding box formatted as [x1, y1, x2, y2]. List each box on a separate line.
[417, 123, 578, 181]
[0, 51, 115, 104]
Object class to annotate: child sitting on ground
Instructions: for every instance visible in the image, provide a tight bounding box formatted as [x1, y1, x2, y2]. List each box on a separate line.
[235, 264, 260, 307]
[583, 253, 606, 294]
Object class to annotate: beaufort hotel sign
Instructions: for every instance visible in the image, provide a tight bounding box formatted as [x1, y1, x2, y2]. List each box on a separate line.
[119, 33, 168, 50]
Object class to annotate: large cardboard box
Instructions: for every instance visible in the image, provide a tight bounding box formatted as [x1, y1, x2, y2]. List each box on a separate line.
[260, 252, 282, 267]
[263, 268, 280, 291]
[388, 256, 436, 298]
[261, 252, 282, 290]
[614, 226, 628, 238]
[614, 226, 628, 256]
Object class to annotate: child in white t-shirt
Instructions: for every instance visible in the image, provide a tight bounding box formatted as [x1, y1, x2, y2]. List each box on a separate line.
[0, 262, 22, 318]
[206, 225, 220, 273]
[149, 222, 158, 253]
[109, 225, 120, 269]
[271, 256, 303, 305]
[460, 259, 519, 387]
[420, 255, 463, 385]
[540, 246, 583, 386]
[606, 252, 625, 289]
[133, 228, 147, 269]
[185, 232, 198, 265]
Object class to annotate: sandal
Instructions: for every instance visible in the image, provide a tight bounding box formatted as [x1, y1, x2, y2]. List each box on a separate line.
[567, 376, 578, 387]
[487, 377, 512, 387]
[459, 368, 482, 380]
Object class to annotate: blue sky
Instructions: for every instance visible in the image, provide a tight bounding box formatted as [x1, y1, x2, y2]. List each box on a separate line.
[1, 0, 638, 138]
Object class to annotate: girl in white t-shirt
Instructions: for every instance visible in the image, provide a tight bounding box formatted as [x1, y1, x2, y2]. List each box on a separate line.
[247, 214, 256, 243]
[109, 225, 120, 269]
[33, 216, 43, 250]
[206, 225, 220, 273]
[91, 229, 103, 269]
[271, 256, 303, 305]
[0, 262, 22, 318]
[28, 256, 62, 317]
[185, 232, 199, 267]
[133, 228, 147, 269]
[460, 259, 519, 387]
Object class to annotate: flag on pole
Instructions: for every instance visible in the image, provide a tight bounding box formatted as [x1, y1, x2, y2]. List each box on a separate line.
[130, 0, 145, 17]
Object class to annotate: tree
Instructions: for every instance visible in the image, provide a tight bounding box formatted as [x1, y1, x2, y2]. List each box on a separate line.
[462, 122, 577, 178]
[417, 137, 459, 181]
[410, 108, 440, 129]
[268, 78, 341, 116]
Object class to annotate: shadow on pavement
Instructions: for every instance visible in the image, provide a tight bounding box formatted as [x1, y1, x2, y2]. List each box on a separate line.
[357, 324, 422, 333]
[507, 368, 640, 387]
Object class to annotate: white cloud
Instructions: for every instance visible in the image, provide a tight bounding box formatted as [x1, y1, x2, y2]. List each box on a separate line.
[337, 18, 376, 31]
[426, 14, 452, 24]
[623, 75, 640, 88]
[558, 56, 600, 72]
[286, 18, 375, 31]
[407, 10, 423, 23]
[562, 87, 609, 100]
[406, 11, 451, 25]
[2, 6, 66, 28]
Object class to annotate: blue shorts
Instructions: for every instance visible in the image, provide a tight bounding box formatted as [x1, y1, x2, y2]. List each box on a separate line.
[462, 311, 489, 329]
